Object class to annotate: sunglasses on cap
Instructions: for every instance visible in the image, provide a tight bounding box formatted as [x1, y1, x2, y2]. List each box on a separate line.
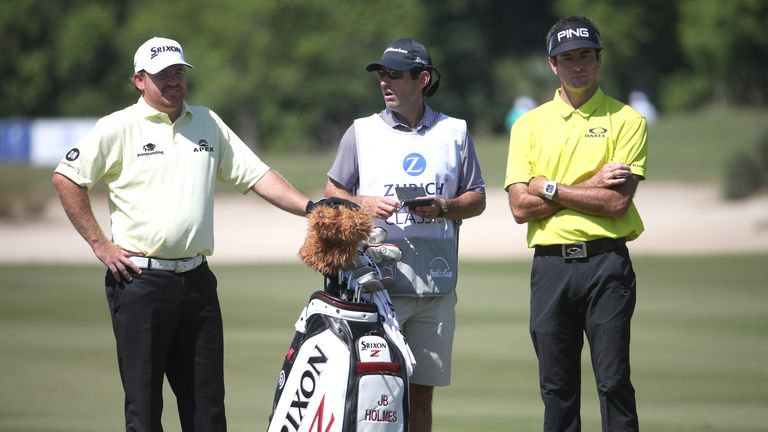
[375, 69, 407, 80]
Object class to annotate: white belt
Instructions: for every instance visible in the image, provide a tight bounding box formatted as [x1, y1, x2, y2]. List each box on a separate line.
[129, 255, 206, 273]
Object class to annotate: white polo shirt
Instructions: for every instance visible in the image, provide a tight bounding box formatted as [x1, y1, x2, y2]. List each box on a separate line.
[55, 97, 269, 259]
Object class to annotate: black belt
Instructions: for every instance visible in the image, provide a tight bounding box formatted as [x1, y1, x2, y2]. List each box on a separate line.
[534, 238, 626, 259]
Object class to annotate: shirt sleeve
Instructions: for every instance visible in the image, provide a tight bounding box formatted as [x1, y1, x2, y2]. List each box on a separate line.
[504, 116, 535, 190]
[613, 115, 648, 179]
[458, 130, 486, 195]
[53, 116, 122, 190]
[212, 110, 270, 193]
[327, 124, 359, 191]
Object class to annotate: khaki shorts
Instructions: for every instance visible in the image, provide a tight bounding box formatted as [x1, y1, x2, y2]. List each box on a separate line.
[391, 291, 457, 387]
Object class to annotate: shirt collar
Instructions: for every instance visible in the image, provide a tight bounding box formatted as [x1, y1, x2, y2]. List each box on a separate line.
[553, 87, 604, 119]
[380, 103, 438, 132]
[136, 97, 192, 122]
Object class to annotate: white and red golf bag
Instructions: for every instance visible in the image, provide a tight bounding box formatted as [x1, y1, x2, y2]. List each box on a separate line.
[267, 226, 414, 432]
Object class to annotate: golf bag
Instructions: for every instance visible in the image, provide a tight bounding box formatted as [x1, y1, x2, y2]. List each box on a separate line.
[267, 291, 409, 432]
[268, 226, 414, 432]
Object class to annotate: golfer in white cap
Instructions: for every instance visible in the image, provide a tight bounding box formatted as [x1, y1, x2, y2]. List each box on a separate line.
[53, 36, 314, 431]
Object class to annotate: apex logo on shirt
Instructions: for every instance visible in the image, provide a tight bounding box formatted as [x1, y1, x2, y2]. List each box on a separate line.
[402, 153, 426, 176]
[138, 143, 164, 157]
[194, 139, 214, 152]
[585, 127, 607, 138]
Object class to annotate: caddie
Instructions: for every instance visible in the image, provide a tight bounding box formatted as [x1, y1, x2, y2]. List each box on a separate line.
[323, 38, 486, 431]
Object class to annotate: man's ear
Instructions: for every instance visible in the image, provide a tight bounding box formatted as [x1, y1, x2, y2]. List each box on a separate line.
[548, 56, 559, 76]
[423, 68, 441, 97]
[421, 70, 431, 89]
[132, 72, 145, 91]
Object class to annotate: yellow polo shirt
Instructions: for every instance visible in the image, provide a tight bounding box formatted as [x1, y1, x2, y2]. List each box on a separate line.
[55, 97, 269, 258]
[504, 87, 648, 247]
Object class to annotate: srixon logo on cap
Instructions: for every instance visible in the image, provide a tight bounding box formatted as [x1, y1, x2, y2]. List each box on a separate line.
[149, 45, 181, 60]
[557, 27, 590, 41]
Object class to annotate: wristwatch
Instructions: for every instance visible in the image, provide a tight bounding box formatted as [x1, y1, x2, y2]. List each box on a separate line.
[543, 181, 557, 200]
[437, 198, 449, 216]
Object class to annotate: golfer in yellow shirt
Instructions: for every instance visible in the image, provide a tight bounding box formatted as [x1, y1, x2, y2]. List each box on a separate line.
[505, 16, 648, 432]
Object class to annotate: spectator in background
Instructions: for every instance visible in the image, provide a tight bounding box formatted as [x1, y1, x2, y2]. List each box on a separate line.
[505, 95, 537, 130]
[629, 90, 658, 124]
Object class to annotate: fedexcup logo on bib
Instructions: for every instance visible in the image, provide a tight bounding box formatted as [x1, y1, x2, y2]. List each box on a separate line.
[402, 153, 426, 176]
[429, 257, 454, 279]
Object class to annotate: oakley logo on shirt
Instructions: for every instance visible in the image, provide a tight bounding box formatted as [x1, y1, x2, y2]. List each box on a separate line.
[585, 127, 607, 138]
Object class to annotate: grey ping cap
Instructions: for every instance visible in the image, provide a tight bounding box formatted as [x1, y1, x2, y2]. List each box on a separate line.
[547, 22, 602, 57]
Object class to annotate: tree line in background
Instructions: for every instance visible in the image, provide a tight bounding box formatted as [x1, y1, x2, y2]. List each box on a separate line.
[1, 0, 766, 152]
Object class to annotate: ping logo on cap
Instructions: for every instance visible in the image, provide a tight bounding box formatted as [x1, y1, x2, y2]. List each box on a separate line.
[547, 21, 602, 57]
[557, 27, 591, 42]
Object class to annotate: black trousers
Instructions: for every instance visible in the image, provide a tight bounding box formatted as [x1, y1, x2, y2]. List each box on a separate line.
[530, 246, 638, 432]
[105, 262, 226, 432]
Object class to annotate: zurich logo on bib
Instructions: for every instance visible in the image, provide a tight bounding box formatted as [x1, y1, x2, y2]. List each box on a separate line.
[402, 153, 426, 176]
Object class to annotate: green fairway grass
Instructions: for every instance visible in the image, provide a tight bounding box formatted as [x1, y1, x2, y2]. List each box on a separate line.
[1, 256, 766, 431]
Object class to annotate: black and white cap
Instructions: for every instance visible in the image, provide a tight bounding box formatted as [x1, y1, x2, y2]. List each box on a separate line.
[366, 38, 441, 97]
[366, 38, 433, 72]
[547, 22, 602, 57]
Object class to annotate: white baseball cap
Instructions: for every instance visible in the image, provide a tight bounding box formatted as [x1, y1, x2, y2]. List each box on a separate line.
[133, 37, 194, 74]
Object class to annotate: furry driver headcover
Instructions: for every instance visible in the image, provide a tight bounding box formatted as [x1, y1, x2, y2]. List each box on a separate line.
[299, 198, 372, 275]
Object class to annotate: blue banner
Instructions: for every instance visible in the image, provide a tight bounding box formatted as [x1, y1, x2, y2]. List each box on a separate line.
[0, 120, 31, 162]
